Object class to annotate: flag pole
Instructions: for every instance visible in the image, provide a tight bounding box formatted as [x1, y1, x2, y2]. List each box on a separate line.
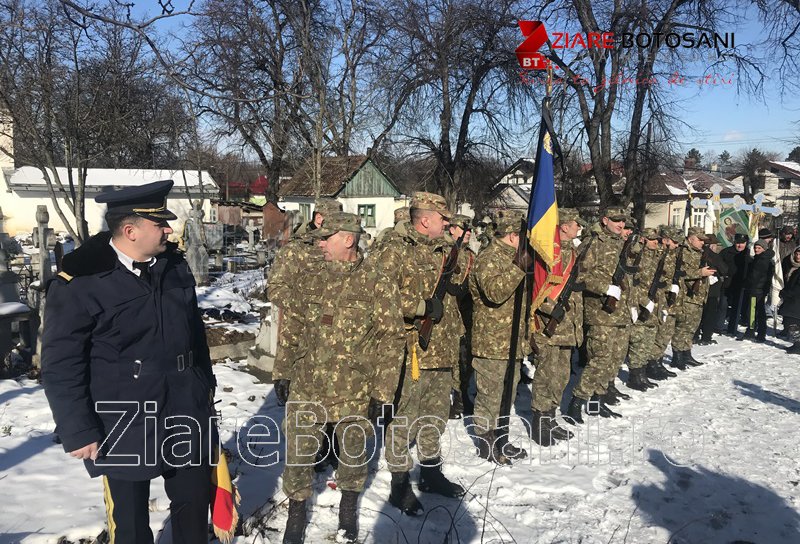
[495, 66, 554, 457]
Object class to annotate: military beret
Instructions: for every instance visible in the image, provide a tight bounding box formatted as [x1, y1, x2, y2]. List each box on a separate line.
[601, 206, 629, 222]
[95, 179, 177, 222]
[410, 191, 452, 219]
[314, 198, 342, 217]
[393, 206, 410, 223]
[640, 227, 660, 239]
[758, 227, 775, 239]
[686, 226, 708, 240]
[313, 212, 366, 237]
[733, 233, 749, 244]
[494, 209, 526, 235]
[559, 208, 587, 227]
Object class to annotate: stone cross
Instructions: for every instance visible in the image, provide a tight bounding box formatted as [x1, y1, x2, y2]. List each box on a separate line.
[245, 220, 257, 250]
[31, 205, 56, 367]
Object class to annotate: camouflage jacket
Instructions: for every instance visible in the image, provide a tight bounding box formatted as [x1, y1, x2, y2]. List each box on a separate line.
[371, 220, 409, 255]
[656, 247, 680, 316]
[291, 254, 405, 420]
[469, 238, 526, 359]
[630, 246, 662, 327]
[268, 234, 325, 380]
[372, 225, 463, 369]
[579, 228, 635, 327]
[677, 243, 709, 306]
[532, 239, 584, 347]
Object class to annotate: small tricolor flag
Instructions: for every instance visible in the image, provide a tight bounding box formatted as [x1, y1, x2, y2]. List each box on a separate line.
[211, 447, 240, 544]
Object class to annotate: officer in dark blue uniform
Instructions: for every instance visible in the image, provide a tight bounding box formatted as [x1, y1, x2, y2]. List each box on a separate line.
[42, 180, 216, 544]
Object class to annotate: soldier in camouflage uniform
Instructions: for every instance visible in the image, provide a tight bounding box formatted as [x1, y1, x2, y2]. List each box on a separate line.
[372, 192, 466, 516]
[529, 208, 585, 446]
[625, 227, 664, 391]
[649, 226, 683, 380]
[445, 213, 475, 420]
[269, 198, 342, 477]
[280, 213, 405, 544]
[566, 207, 636, 423]
[371, 206, 410, 252]
[670, 226, 717, 369]
[469, 209, 530, 464]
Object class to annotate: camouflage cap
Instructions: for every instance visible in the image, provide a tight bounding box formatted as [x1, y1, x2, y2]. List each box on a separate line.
[313, 211, 366, 237]
[659, 225, 679, 241]
[410, 191, 452, 219]
[624, 215, 638, 229]
[601, 206, 629, 222]
[686, 226, 708, 240]
[314, 198, 342, 217]
[559, 208, 587, 227]
[640, 227, 660, 239]
[450, 213, 472, 227]
[494, 209, 525, 235]
[393, 206, 410, 223]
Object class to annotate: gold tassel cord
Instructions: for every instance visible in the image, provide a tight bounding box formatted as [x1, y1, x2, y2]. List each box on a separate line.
[411, 343, 420, 381]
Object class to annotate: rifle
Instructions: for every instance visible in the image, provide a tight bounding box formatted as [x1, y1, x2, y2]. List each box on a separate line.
[667, 246, 686, 306]
[542, 236, 594, 337]
[640, 248, 668, 321]
[418, 224, 470, 350]
[602, 234, 639, 313]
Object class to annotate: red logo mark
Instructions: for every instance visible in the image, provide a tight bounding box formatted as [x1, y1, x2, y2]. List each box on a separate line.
[516, 20, 550, 70]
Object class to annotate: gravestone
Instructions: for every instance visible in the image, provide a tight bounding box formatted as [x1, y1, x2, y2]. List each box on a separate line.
[245, 220, 257, 251]
[31, 206, 56, 366]
[184, 203, 209, 285]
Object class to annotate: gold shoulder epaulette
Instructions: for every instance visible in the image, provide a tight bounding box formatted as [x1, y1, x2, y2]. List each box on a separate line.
[58, 271, 73, 282]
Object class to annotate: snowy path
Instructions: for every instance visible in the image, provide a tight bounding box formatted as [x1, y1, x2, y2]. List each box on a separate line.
[1, 335, 799, 543]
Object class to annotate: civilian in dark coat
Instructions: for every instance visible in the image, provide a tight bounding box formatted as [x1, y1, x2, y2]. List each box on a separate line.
[698, 237, 729, 344]
[41, 181, 216, 544]
[780, 245, 800, 353]
[739, 239, 775, 342]
[720, 234, 751, 334]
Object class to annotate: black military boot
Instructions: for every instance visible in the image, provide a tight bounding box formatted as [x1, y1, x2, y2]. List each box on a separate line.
[646, 358, 676, 380]
[419, 457, 466, 498]
[608, 380, 631, 401]
[531, 410, 556, 446]
[565, 395, 586, 424]
[474, 430, 495, 461]
[669, 351, 688, 371]
[283, 499, 307, 544]
[496, 431, 528, 460]
[388, 472, 423, 516]
[626, 367, 650, 392]
[590, 393, 622, 418]
[787, 325, 800, 354]
[449, 390, 464, 420]
[544, 408, 574, 441]
[338, 491, 359, 543]
[601, 386, 620, 405]
[683, 349, 703, 367]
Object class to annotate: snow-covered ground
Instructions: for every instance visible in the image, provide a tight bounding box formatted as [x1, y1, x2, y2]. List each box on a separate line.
[2, 335, 799, 543]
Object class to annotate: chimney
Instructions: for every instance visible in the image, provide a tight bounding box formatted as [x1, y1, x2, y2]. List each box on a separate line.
[0, 110, 13, 169]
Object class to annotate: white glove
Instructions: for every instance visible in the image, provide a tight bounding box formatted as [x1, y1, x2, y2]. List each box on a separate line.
[660, 309, 669, 323]
[708, 275, 719, 285]
[606, 285, 622, 299]
[670, 284, 680, 294]
[630, 306, 639, 323]
[645, 300, 656, 313]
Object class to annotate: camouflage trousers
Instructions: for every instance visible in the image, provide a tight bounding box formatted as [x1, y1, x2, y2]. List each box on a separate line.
[282, 402, 373, 501]
[654, 313, 676, 357]
[385, 365, 451, 472]
[531, 344, 572, 413]
[627, 323, 659, 369]
[573, 325, 631, 400]
[672, 302, 704, 351]
[471, 357, 521, 434]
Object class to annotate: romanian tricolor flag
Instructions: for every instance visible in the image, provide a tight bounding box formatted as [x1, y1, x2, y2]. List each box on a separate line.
[211, 447, 240, 544]
[526, 104, 560, 271]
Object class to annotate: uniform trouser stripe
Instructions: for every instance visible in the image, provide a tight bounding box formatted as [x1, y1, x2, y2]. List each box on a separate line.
[102, 476, 116, 544]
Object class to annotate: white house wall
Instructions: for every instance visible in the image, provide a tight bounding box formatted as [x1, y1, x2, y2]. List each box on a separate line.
[0, 190, 214, 238]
